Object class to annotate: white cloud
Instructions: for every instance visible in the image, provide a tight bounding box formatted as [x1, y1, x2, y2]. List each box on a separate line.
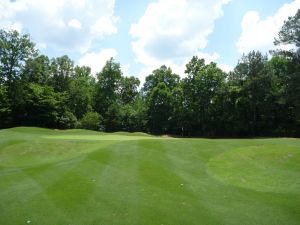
[78, 48, 118, 75]
[68, 19, 82, 30]
[130, 0, 230, 82]
[196, 52, 220, 64]
[79, 49, 131, 79]
[136, 51, 223, 86]
[219, 63, 233, 73]
[91, 17, 118, 36]
[0, 0, 118, 52]
[121, 64, 131, 77]
[36, 42, 47, 50]
[236, 0, 300, 54]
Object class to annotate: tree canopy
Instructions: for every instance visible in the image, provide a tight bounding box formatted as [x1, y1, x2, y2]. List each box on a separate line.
[0, 9, 299, 137]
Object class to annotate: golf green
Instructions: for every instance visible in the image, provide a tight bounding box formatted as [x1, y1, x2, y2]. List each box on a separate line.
[0, 127, 299, 225]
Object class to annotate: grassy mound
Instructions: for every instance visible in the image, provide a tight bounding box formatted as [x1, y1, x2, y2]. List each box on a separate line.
[207, 144, 300, 193]
[0, 127, 299, 225]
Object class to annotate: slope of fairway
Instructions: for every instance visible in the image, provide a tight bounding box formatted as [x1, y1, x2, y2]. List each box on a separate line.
[0, 127, 299, 225]
[207, 144, 300, 194]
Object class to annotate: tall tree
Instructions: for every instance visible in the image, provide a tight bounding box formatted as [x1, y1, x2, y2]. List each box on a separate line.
[50, 55, 74, 93]
[147, 82, 173, 134]
[274, 9, 300, 136]
[0, 85, 11, 128]
[263, 56, 290, 135]
[275, 9, 300, 51]
[0, 29, 37, 84]
[0, 30, 37, 127]
[142, 65, 180, 96]
[182, 56, 225, 135]
[119, 76, 140, 105]
[22, 55, 51, 85]
[143, 66, 180, 134]
[95, 58, 122, 131]
[68, 66, 95, 119]
[19, 83, 69, 128]
[230, 51, 268, 136]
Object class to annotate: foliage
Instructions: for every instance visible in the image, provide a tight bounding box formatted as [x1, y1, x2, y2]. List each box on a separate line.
[50, 55, 74, 93]
[147, 82, 173, 134]
[57, 111, 78, 129]
[0, 85, 11, 128]
[119, 76, 140, 104]
[68, 66, 95, 119]
[21, 83, 69, 128]
[80, 111, 102, 131]
[22, 55, 51, 85]
[0, 10, 300, 136]
[142, 65, 180, 96]
[0, 30, 37, 84]
[275, 9, 300, 50]
[182, 56, 225, 135]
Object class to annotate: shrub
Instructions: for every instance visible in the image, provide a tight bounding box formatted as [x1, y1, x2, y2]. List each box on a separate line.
[80, 111, 102, 131]
[57, 111, 78, 129]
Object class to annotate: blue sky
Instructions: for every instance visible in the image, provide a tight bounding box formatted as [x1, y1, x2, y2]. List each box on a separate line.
[1, 0, 299, 82]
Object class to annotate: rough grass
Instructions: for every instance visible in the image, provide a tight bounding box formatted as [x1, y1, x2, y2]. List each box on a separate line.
[0, 127, 299, 225]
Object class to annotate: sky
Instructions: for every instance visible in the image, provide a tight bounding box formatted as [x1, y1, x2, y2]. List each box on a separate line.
[1, 0, 299, 83]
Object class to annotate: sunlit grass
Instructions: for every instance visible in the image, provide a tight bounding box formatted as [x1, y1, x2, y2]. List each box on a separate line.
[0, 127, 299, 225]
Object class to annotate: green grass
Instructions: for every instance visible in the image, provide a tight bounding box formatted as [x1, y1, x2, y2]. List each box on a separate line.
[0, 127, 299, 225]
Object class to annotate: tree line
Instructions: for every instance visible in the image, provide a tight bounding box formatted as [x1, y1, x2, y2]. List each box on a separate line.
[0, 10, 299, 137]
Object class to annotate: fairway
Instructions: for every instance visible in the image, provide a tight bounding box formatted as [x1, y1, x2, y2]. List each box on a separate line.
[0, 127, 300, 225]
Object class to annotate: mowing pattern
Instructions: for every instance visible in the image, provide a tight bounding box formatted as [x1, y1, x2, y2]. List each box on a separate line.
[0, 127, 300, 225]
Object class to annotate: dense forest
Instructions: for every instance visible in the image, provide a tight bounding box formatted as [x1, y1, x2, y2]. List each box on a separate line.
[0, 10, 299, 137]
